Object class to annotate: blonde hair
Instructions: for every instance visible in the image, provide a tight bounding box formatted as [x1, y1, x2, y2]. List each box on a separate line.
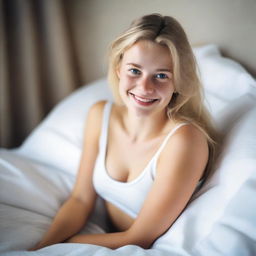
[108, 14, 217, 186]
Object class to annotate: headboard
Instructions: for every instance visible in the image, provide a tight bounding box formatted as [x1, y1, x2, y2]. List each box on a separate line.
[67, 0, 256, 83]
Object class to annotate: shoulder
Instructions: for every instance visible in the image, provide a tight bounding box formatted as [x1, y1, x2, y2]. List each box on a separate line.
[158, 123, 209, 176]
[171, 123, 208, 148]
[86, 100, 112, 125]
[83, 100, 109, 137]
[87, 100, 108, 118]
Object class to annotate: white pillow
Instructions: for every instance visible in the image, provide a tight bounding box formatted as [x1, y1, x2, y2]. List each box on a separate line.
[193, 45, 256, 119]
[17, 79, 113, 175]
[193, 44, 256, 100]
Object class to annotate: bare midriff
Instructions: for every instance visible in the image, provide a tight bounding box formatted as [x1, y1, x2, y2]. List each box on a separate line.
[105, 201, 135, 232]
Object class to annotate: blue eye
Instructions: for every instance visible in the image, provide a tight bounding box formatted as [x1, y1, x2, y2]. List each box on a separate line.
[129, 68, 141, 75]
[156, 73, 168, 79]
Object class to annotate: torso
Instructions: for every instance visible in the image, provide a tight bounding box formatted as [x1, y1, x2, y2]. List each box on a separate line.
[95, 102, 182, 231]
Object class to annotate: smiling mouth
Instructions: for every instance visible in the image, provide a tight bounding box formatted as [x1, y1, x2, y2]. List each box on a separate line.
[129, 92, 158, 105]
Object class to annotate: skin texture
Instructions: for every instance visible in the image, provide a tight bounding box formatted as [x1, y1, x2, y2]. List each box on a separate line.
[29, 40, 209, 250]
[117, 40, 175, 121]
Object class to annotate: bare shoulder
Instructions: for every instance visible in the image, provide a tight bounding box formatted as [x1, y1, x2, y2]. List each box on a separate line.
[158, 123, 209, 178]
[81, 100, 109, 148]
[85, 101, 108, 128]
[171, 123, 208, 149]
[87, 100, 108, 120]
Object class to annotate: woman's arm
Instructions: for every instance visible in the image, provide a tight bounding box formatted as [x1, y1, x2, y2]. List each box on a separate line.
[29, 196, 96, 250]
[29, 102, 106, 250]
[67, 124, 209, 249]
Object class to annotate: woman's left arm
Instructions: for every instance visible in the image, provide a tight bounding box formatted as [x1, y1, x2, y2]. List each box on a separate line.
[68, 125, 209, 249]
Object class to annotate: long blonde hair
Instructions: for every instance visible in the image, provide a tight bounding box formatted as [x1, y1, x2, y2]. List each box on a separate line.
[108, 14, 217, 186]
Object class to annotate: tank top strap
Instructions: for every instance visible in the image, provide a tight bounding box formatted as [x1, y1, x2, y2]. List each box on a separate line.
[153, 122, 189, 160]
[99, 101, 112, 150]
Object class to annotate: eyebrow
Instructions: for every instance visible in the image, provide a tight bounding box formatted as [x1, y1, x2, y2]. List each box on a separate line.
[126, 63, 172, 73]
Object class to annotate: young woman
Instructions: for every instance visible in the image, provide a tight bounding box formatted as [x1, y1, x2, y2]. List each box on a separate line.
[30, 13, 216, 250]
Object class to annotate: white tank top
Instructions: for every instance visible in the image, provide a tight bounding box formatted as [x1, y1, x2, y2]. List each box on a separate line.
[93, 102, 188, 218]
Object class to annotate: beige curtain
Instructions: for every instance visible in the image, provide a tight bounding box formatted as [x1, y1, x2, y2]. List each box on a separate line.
[0, 0, 81, 148]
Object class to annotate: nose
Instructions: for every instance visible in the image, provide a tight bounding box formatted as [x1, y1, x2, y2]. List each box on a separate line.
[137, 76, 154, 94]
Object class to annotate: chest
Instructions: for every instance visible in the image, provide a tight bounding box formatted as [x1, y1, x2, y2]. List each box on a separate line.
[105, 127, 164, 183]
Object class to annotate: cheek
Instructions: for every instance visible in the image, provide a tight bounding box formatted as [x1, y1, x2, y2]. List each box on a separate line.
[119, 74, 134, 91]
[157, 84, 175, 103]
[158, 83, 175, 95]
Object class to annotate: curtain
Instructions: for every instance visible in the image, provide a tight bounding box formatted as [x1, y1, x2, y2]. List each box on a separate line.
[0, 0, 81, 148]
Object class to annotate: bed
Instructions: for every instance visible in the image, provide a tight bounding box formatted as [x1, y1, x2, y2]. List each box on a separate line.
[0, 44, 256, 256]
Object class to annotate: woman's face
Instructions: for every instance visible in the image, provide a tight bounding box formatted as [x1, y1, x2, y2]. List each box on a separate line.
[117, 40, 175, 117]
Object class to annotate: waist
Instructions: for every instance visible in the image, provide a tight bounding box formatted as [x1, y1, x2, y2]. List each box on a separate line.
[105, 200, 135, 232]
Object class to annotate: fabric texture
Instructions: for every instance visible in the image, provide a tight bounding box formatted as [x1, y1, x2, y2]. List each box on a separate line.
[0, 0, 80, 148]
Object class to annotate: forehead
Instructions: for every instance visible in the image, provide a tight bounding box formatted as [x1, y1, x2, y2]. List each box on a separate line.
[122, 40, 172, 68]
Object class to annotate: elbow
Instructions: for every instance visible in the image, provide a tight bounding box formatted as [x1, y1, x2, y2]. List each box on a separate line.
[124, 229, 156, 249]
[132, 239, 154, 249]
[138, 241, 153, 250]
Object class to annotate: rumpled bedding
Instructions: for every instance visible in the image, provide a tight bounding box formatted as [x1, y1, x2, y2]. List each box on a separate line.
[1, 45, 256, 256]
[0, 149, 189, 256]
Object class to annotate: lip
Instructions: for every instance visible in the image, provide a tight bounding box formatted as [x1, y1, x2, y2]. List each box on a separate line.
[129, 92, 158, 106]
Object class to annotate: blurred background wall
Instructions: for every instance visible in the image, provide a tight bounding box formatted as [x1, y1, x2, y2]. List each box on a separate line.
[1, 0, 256, 148]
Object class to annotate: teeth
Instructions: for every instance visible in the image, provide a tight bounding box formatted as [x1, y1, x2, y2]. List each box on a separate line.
[134, 95, 155, 102]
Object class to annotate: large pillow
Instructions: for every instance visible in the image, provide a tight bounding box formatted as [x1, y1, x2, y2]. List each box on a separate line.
[193, 44, 256, 119]
[193, 44, 255, 100]
[17, 79, 113, 175]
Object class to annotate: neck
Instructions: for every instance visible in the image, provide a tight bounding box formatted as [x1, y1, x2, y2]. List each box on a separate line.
[122, 108, 169, 142]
